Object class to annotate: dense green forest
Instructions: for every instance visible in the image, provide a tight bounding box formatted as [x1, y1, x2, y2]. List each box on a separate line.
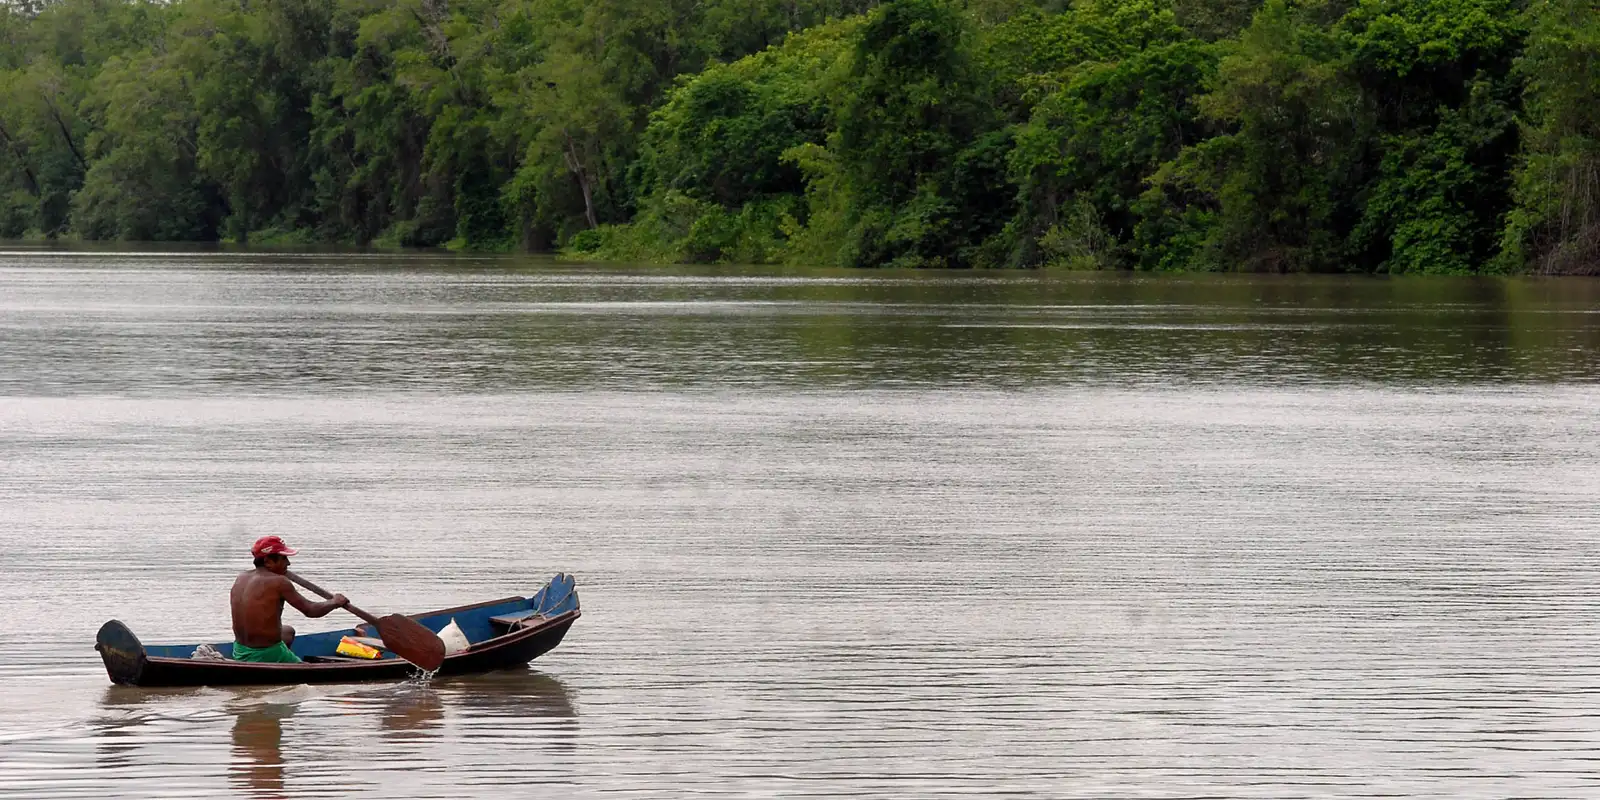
[0, 0, 1596, 272]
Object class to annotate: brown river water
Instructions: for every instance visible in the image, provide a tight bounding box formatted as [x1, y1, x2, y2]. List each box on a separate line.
[1, 247, 1599, 798]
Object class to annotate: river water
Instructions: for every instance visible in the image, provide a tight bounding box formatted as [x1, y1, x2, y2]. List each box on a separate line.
[1, 248, 1598, 798]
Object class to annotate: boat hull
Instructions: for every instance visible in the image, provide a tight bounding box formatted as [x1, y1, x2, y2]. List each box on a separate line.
[96, 574, 579, 687]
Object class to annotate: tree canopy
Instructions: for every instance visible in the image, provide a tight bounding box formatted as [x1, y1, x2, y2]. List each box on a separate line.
[1, 0, 1596, 272]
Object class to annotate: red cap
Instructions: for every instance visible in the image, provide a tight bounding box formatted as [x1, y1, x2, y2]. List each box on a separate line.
[251, 536, 298, 558]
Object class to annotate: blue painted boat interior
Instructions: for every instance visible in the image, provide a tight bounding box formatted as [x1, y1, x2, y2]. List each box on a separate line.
[142, 573, 578, 660]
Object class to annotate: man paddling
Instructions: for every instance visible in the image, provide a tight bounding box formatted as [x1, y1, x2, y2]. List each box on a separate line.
[230, 536, 347, 663]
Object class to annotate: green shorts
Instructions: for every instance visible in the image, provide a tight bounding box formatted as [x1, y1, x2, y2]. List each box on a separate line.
[232, 640, 303, 663]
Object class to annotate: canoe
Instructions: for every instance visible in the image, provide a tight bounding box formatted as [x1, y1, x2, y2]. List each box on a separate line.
[96, 573, 580, 687]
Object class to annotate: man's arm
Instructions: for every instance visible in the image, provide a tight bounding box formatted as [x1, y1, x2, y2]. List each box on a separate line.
[279, 577, 347, 618]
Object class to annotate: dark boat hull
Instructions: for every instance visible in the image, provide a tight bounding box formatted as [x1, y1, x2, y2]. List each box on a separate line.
[97, 574, 579, 687]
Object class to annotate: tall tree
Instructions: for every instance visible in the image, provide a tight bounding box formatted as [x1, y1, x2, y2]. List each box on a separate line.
[1503, 0, 1600, 274]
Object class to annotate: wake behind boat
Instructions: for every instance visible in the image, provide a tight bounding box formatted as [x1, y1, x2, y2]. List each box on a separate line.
[96, 573, 579, 687]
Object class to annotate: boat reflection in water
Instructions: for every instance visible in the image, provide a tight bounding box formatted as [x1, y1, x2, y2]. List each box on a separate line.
[97, 668, 577, 797]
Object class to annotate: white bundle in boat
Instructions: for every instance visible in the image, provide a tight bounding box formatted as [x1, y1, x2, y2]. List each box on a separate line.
[438, 619, 470, 654]
[190, 643, 227, 661]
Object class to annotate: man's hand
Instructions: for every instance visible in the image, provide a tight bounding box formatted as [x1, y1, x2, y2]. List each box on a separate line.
[331, 593, 349, 608]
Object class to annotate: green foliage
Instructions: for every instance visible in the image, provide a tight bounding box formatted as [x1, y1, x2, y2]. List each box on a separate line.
[1159, 0, 1364, 271]
[1502, 0, 1600, 273]
[1175, 0, 1265, 42]
[72, 44, 223, 240]
[795, 0, 1011, 267]
[578, 18, 858, 263]
[1352, 78, 1519, 273]
[1007, 0, 1216, 267]
[574, 190, 800, 262]
[0, 0, 1589, 272]
[1342, 0, 1519, 73]
[0, 187, 34, 237]
[633, 19, 858, 210]
[1143, 0, 1523, 272]
[1340, 0, 1524, 273]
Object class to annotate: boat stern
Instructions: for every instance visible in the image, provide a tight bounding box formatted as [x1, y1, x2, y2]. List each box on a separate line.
[95, 619, 148, 686]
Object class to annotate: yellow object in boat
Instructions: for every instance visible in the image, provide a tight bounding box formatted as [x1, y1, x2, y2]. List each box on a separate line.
[336, 636, 381, 659]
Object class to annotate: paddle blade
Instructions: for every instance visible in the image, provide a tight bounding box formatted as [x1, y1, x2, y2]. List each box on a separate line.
[375, 614, 446, 672]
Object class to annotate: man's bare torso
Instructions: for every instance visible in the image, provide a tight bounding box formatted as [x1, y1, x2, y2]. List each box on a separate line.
[231, 568, 289, 647]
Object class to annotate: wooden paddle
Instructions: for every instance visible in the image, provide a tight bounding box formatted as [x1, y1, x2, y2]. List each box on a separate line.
[286, 571, 446, 672]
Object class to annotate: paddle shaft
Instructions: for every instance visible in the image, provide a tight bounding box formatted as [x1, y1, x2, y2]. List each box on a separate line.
[285, 570, 447, 672]
[285, 571, 380, 627]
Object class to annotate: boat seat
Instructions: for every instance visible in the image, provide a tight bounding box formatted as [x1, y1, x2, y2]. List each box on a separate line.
[303, 655, 374, 663]
[489, 610, 546, 633]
